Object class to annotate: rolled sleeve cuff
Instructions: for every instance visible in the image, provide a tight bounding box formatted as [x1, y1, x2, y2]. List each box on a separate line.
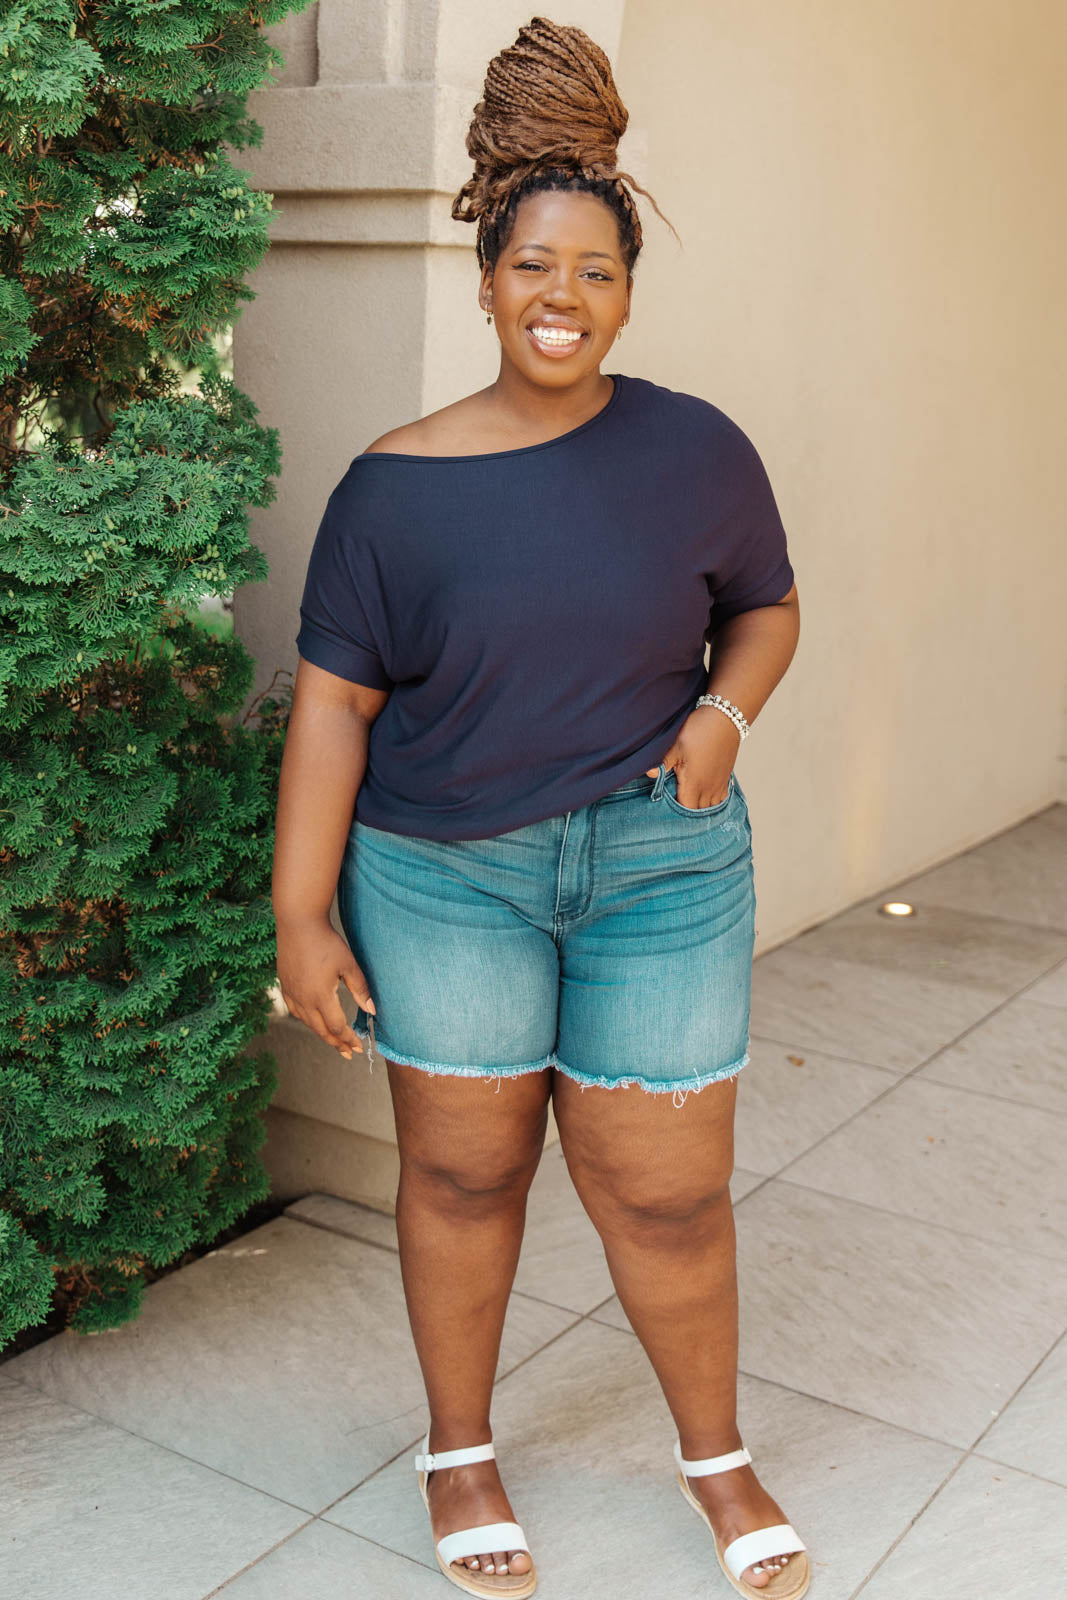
[711, 554, 795, 623]
[295, 620, 394, 689]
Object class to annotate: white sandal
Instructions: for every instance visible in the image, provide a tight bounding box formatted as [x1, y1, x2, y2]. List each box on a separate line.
[674, 1440, 811, 1598]
[415, 1432, 537, 1597]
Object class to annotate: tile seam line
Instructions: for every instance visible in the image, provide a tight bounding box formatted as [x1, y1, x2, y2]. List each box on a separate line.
[754, 935, 1067, 1077]
[201, 1514, 318, 1598]
[584, 1321, 1062, 1462]
[750, 1175, 1067, 1268]
[845, 1326, 1067, 1599]
[278, 1213, 601, 1316]
[279, 1212, 400, 1256]
[755, 1059, 1067, 1196]
[326, 1307, 589, 1504]
[205, 1522, 433, 1597]
[757, 883, 1067, 955]
[748, 960, 1067, 1184]
[1, 1370, 320, 1512]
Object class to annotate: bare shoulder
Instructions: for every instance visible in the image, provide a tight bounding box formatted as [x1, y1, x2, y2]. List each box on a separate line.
[362, 391, 494, 457]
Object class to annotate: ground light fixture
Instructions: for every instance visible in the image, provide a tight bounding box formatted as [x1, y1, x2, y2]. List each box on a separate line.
[878, 901, 917, 918]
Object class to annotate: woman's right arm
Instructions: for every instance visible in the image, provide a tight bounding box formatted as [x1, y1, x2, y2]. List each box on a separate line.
[272, 656, 391, 1060]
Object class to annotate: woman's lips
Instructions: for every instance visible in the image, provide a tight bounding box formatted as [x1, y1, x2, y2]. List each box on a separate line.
[525, 326, 589, 358]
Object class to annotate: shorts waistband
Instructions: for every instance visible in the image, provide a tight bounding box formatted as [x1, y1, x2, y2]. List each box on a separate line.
[596, 771, 658, 803]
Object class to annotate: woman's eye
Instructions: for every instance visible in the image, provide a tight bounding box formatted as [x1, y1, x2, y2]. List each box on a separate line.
[515, 263, 611, 281]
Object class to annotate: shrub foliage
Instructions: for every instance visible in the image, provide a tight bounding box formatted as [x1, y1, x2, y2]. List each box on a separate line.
[0, 0, 310, 1347]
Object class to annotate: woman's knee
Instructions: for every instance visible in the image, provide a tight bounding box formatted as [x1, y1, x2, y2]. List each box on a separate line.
[400, 1144, 543, 1215]
[570, 1153, 734, 1236]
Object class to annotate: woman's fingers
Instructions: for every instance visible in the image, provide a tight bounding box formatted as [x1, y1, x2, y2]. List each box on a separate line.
[342, 964, 376, 1017]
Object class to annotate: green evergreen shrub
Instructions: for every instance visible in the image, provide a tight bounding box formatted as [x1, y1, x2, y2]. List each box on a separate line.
[0, 0, 311, 1349]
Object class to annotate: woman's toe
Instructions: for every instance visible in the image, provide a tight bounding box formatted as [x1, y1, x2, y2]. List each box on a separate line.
[508, 1549, 532, 1573]
[743, 1562, 772, 1587]
[491, 1549, 509, 1572]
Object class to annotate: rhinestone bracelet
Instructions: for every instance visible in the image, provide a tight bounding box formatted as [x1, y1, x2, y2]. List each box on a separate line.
[695, 692, 750, 740]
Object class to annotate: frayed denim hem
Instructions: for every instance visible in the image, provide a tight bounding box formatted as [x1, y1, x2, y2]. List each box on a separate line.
[350, 1020, 749, 1107]
[551, 1049, 750, 1108]
[351, 1022, 554, 1087]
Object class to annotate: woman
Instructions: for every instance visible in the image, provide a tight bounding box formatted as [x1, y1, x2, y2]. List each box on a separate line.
[273, 16, 808, 1600]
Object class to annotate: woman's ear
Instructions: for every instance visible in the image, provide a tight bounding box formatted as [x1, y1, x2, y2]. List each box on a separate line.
[479, 268, 495, 314]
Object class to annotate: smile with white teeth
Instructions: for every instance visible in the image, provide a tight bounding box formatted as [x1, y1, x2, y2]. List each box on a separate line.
[528, 324, 585, 346]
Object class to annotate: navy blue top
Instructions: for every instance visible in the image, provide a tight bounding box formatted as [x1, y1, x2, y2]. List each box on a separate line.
[296, 372, 794, 840]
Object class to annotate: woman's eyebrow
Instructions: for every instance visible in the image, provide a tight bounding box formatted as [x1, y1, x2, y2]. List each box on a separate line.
[510, 242, 617, 260]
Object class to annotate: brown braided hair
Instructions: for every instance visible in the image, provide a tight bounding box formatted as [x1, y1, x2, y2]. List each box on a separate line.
[452, 15, 679, 274]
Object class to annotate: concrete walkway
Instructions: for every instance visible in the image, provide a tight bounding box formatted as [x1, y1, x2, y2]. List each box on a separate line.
[4, 801, 1066, 1598]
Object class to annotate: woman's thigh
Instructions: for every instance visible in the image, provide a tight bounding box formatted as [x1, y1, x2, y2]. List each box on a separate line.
[551, 1066, 738, 1225]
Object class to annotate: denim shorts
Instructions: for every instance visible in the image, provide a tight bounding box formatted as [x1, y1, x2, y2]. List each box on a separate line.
[335, 762, 756, 1102]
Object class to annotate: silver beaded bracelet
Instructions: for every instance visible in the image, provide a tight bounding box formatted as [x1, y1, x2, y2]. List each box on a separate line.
[695, 692, 750, 740]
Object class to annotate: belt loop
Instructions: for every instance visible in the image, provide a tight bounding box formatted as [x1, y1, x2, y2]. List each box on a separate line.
[650, 762, 667, 803]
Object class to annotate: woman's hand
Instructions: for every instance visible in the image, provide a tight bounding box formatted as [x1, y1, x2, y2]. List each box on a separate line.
[646, 706, 741, 808]
[276, 916, 376, 1062]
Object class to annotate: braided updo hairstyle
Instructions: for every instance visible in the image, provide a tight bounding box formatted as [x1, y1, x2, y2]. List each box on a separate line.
[452, 15, 678, 276]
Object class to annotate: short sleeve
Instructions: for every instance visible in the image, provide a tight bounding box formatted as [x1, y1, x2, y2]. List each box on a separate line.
[706, 424, 794, 632]
[295, 479, 395, 690]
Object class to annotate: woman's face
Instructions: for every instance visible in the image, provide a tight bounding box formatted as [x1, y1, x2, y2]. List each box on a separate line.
[480, 188, 632, 388]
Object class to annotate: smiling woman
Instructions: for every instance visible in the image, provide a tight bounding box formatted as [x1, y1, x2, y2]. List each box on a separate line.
[276, 14, 807, 1600]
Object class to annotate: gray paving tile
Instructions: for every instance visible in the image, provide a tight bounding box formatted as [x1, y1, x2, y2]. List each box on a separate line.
[326, 1318, 960, 1599]
[916, 994, 1067, 1115]
[889, 809, 1067, 932]
[1027, 956, 1067, 1010]
[749, 945, 995, 1071]
[512, 1145, 613, 1312]
[0, 1377, 305, 1600]
[737, 1037, 897, 1175]
[858, 1453, 1067, 1599]
[976, 1333, 1067, 1487]
[782, 1075, 1067, 1261]
[592, 1180, 1067, 1447]
[788, 894, 1067, 991]
[2, 1217, 575, 1512]
[215, 1517, 444, 1597]
[730, 1166, 767, 1202]
[285, 1192, 398, 1251]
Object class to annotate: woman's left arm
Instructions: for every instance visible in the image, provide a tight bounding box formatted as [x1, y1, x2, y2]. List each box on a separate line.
[645, 584, 800, 807]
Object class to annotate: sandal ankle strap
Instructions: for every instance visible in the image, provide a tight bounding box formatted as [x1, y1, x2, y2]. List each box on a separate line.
[674, 1438, 753, 1476]
[415, 1431, 497, 1474]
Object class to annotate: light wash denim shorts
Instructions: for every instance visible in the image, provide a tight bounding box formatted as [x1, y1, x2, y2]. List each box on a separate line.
[336, 762, 756, 1102]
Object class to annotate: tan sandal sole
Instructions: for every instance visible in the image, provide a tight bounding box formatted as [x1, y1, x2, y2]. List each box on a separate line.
[419, 1469, 538, 1598]
[676, 1471, 811, 1599]
[432, 1549, 537, 1597]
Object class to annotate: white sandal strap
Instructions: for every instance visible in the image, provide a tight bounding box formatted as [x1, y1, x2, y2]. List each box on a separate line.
[415, 1430, 496, 1474]
[437, 1521, 528, 1567]
[723, 1524, 807, 1580]
[674, 1438, 752, 1476]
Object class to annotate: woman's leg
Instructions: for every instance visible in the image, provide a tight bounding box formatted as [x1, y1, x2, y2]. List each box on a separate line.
[552, 1069, 796, 1591]
[388, 1058, 553, 1579]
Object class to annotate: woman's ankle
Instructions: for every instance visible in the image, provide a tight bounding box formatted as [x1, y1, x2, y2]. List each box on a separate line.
[427, 1417, 494, 1451]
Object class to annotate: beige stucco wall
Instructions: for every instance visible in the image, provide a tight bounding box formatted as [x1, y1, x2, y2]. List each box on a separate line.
[614, 0, 1067, 940]
[232, 0, 1067, 1209]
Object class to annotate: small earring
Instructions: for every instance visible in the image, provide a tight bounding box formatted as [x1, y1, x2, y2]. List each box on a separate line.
[616, 322, 625, 341]
[486, 304, 493, 325]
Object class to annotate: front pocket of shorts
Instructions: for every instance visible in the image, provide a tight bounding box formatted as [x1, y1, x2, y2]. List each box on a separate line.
[663, 769, 736, 817]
